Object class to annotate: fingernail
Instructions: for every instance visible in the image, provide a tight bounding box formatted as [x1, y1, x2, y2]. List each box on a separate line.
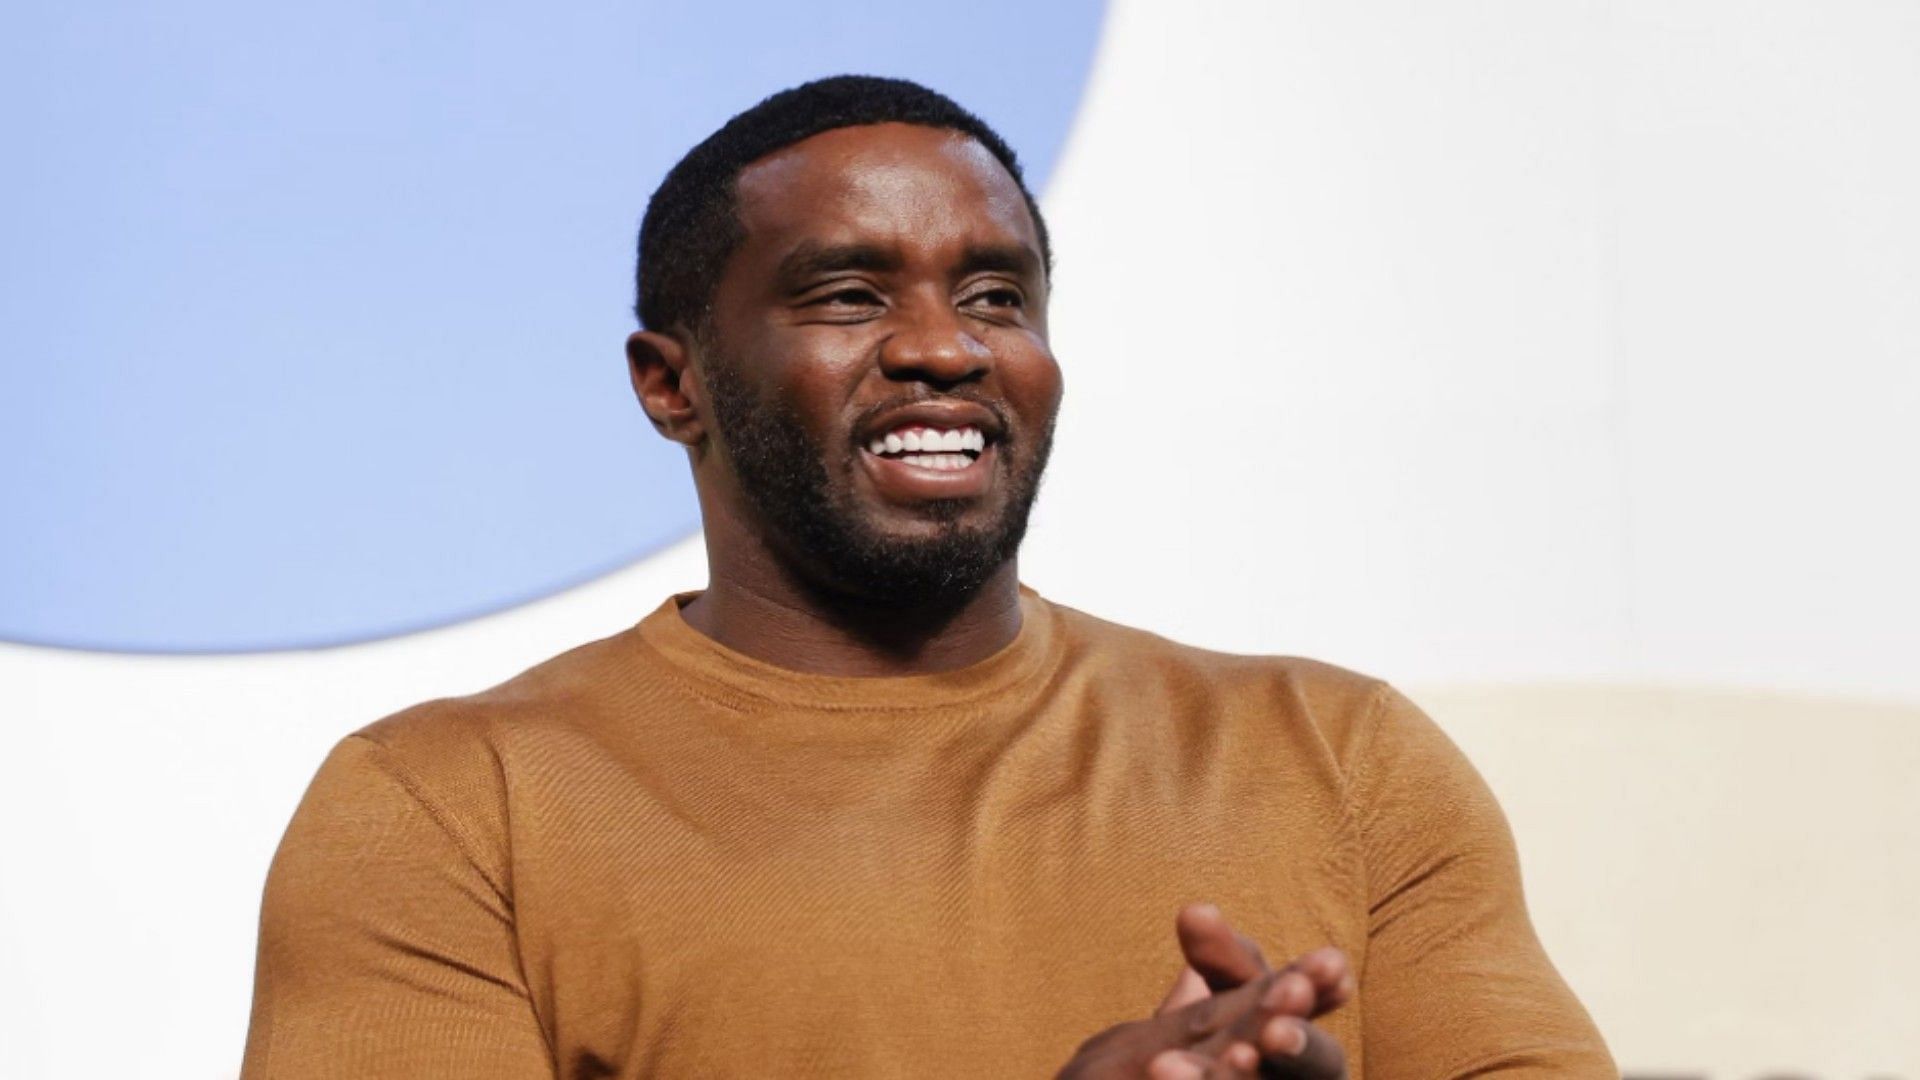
[1263, 1016, 1307, 1056]
[1286, 970, 1315, 1004]
[1149, 1051, 1206, 1080]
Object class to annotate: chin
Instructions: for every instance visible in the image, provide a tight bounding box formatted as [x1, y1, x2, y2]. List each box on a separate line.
[802, 508, 1023, 608]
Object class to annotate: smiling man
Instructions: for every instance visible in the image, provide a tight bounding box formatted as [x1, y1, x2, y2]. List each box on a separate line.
[241, 77, 1614, 1079]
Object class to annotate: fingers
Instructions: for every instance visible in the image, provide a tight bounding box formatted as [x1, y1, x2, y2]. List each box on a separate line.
[1289, 947, 1356, 1019]
[1253, 951, 1352, 1021]
[1172, 904, 1355, 1020]
[1162, 969, 1279, 1046]
[1258, 967, 1317, 1019]
[1200, 973, 1318, 1060]
[1147, 1042, 1262, 1080]
[1156, 965, 1212, 1016]
[1175, 902, 1271, 992]
[1218, 1042, 1261, 1076]
[1147, 1018, 1346, 1080]
[1157, 972, 1349, 1080]
[1146, 1049, 1213, 1080]
[1252, 1014, 1348, 1079]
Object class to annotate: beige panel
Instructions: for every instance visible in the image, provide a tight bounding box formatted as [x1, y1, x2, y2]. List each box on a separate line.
[1415, 685, 1920, 1078]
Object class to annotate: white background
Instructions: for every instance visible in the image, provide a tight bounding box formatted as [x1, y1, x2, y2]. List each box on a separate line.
[3, 2, 1916, 1075]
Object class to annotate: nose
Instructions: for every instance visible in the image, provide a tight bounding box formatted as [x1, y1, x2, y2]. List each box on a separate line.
[877, 296, 993, 386]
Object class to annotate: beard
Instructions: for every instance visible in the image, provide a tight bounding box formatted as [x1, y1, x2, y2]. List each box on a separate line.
[702, 359, 1053, 608]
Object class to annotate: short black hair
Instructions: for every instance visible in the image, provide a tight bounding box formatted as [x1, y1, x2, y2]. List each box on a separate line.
[634, 74, 1051, 334]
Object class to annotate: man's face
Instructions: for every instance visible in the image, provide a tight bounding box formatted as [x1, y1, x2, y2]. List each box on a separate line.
[695, 122, 1063, 604]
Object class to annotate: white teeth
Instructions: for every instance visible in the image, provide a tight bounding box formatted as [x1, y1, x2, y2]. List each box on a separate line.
[897, 453, 974, 471]
[866, 425, 989, 459]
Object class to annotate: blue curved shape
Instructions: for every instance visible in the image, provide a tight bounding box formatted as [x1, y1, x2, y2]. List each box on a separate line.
[0, 1, 1105, 652]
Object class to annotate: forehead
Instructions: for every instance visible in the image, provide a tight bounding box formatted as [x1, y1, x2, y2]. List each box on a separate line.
[730, 123, 1038, 261]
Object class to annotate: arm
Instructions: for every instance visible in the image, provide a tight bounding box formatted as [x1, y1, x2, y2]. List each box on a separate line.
[1351, 685, 1614, 1078]
[241, 736, 553, 1079]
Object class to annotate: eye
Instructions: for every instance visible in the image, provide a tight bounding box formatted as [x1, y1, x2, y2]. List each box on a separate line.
[810, 286, 882, 308]
[964, 284, 1025, 311]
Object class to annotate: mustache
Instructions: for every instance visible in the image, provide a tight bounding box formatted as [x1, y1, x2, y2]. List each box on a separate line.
[849, 391, 1015, 441]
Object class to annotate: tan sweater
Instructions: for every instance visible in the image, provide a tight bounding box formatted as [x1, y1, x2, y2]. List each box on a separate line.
[241, 590, 1613, 1078]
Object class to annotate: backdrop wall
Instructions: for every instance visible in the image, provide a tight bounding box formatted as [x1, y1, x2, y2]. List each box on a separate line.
[3, 2, 1915, 1076]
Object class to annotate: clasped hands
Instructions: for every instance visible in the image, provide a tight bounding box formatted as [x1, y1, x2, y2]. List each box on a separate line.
[1055, 903, 1352, 1079]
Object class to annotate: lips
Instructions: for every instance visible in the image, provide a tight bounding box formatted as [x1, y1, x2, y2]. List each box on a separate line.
[856, 400, 1003, 446]
[853, 403, 1004, 503]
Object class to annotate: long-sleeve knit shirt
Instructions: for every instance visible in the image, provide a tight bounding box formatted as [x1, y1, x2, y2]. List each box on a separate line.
[241, 589, 1614, 1078]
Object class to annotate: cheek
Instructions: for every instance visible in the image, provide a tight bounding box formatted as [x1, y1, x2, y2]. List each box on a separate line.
[741, 328, 874, 428]
[1001, 337, 1064, 427]
[782, 328, 883, 385]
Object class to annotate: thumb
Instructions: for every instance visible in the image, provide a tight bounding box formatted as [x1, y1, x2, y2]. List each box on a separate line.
[1176, 903, 1271, 993]
[1155, 965, 1211, 1015]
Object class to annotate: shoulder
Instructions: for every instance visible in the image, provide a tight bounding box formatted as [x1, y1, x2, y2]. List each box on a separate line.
[358, 622, 644, 752]
[1036, 593, 1401, 774]
[1041, 597, 1500, 844]
[320, 625, 649, 843]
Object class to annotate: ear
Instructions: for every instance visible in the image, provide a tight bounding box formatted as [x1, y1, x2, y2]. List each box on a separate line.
[626, 329, 706, 448]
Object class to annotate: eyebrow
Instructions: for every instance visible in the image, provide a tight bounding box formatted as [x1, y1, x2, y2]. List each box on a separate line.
[955, 242, 1043, 280]
[773, 240, 1045, 287]
[776, 242, 904, 284]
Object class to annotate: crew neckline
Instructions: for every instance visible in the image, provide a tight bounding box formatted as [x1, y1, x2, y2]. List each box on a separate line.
[632, 586, 1061, 714]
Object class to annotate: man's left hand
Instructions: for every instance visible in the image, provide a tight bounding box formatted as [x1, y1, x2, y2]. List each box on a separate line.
[1149, 903, 1354, 1078]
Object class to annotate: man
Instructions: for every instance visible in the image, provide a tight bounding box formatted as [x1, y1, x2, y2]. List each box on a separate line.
[242, 76, 1613, 1078]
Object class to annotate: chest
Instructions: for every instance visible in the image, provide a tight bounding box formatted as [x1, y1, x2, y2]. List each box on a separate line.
[504, 709, 1362, 1078]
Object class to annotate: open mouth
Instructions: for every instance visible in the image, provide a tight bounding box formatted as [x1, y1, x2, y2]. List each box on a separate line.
[863, 424, 988, 472]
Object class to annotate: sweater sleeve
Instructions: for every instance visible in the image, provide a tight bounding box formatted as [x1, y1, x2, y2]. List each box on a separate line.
[241, 735, 554, 1079]
[1349, 685, 1614, 1078]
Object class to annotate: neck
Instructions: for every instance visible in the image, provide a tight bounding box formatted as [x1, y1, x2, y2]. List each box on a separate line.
[682, 540, 1026, 678]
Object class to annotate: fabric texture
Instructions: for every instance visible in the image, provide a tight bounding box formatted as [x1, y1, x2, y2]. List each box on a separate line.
[241, 590, 1614, 1078]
